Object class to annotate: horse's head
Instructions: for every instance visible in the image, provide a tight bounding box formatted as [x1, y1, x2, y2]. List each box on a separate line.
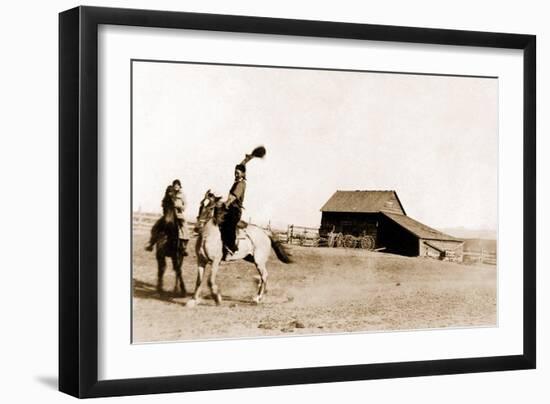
[196, 189, 224, 230]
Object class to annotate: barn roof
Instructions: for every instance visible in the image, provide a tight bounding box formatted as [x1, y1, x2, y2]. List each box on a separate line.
[382, 212, 461, 242]
[320, 190, 406, 214]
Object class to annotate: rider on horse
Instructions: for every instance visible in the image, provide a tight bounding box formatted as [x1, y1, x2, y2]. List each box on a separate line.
[171, 179, 190, 249]
[220, 146, 266, 259]
[220, 163, 247, 258]
[146, 179, 190, 255]
[190, 146, 293, 306]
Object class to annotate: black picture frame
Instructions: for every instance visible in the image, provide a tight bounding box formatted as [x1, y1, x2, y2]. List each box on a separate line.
[59, 5, 536, 398]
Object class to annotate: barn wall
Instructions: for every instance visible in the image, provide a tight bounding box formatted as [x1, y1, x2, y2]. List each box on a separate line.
[320, 212, 380, 244]
[378, 214, 419, 256]
[419, 240, 464, 262]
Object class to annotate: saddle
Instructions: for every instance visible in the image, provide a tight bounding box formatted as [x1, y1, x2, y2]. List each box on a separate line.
[222, 226, 250, 261]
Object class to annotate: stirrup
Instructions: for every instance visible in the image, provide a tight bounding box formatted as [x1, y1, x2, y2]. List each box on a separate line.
[222, 246, 234, 261]
[236, 221, 248, 229]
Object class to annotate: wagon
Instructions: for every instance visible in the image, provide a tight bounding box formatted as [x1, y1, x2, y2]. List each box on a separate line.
[328, 232, 375, 250]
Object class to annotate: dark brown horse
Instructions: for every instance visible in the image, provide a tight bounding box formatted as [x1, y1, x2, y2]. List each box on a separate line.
[152, 200, 186, 296]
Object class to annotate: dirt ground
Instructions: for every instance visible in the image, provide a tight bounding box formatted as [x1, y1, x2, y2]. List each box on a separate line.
[132, 230, 496, 343]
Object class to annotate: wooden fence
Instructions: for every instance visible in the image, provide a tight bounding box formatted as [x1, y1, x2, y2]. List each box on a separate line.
[276, 225, 322, 247]
[462, 249, 497, 265]
[134, 213, 498, 264]
[132, 212, 305, 245]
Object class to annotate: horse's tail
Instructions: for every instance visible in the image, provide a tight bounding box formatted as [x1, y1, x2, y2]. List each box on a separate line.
[269, 234, 293, 264]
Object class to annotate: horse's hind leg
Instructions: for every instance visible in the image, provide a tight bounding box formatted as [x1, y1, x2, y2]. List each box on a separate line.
[253, 261, 268, 304]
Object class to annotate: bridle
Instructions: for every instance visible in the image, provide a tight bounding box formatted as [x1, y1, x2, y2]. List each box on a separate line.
[195, 193, 221, 230]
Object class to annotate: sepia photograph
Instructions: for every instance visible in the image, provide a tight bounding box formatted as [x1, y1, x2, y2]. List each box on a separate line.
[131, 59, 498, 343]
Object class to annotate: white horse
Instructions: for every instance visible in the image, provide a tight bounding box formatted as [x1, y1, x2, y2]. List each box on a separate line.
[187, 190, 292, 306]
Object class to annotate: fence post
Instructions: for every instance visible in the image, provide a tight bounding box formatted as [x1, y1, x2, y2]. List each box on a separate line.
[286, 224, 290, 244]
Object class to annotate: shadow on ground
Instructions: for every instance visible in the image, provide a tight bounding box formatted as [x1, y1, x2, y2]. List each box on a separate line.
[133, 278, 257, 306]
[133, 279, 188, 305]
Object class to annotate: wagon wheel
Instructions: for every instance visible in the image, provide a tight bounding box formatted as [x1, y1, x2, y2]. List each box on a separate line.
[344, 235, 356, 249]
[360, 235, 375, 250]
[335, 233, 344, 248]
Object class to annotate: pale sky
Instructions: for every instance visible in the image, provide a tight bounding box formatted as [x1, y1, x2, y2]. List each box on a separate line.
[132, 60, 498, 231]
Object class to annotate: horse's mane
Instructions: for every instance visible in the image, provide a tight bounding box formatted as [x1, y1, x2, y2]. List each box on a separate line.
[212, 203, 227, 226]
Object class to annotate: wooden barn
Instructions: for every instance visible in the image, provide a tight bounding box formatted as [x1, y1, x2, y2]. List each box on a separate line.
[319, 190, 464, 262]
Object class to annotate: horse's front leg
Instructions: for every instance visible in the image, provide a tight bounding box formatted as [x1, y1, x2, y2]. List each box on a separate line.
[156, 254, 166, 294]
[172, 253, 186, 297]
[208, 258, 223, 305]
[187, 255, 207, 307]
